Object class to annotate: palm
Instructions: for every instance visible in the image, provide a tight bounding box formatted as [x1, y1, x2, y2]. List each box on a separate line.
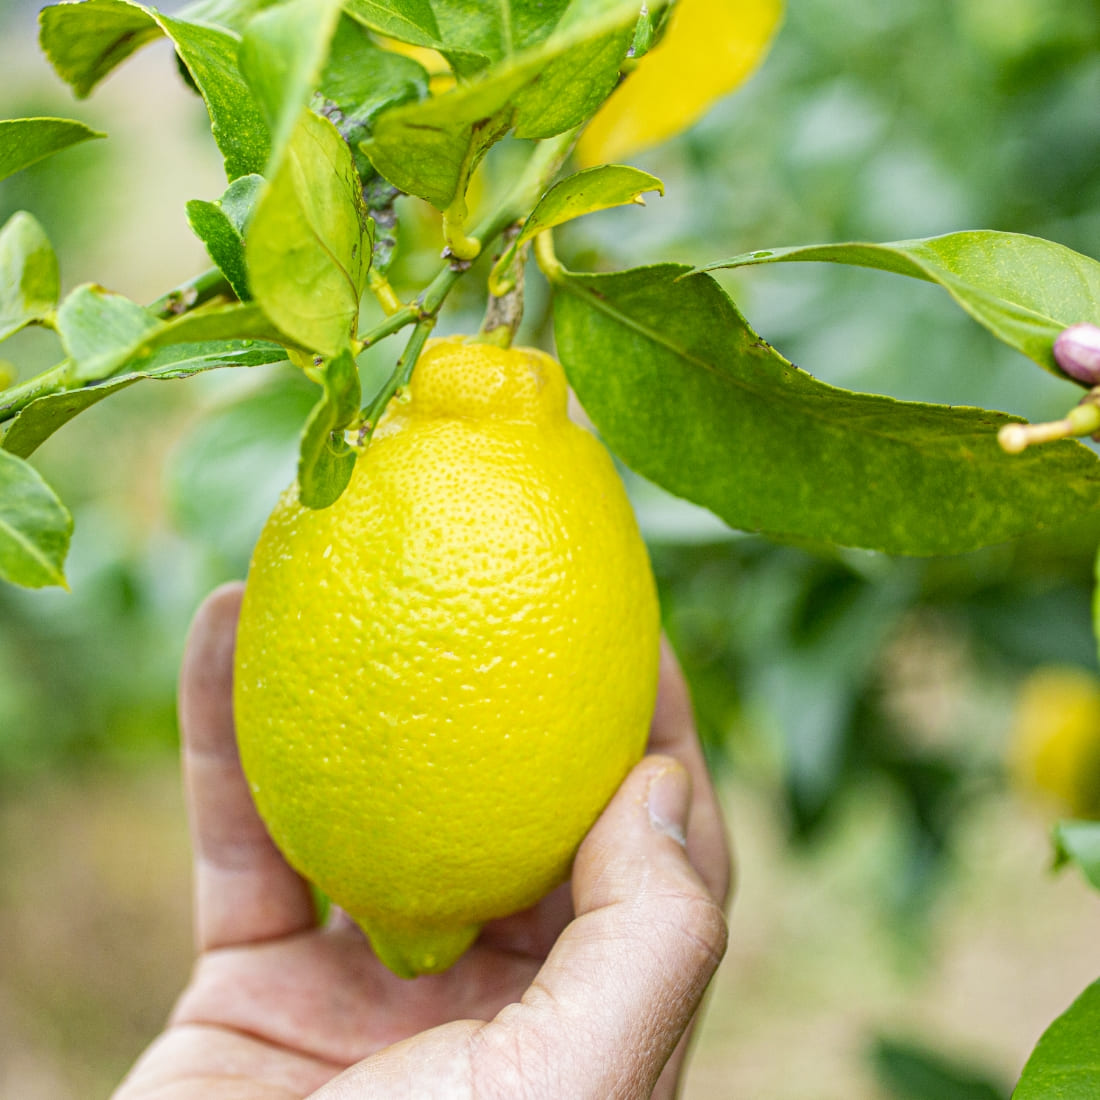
[114, 583, 729, 1099]
[169, 889, 572, 1091]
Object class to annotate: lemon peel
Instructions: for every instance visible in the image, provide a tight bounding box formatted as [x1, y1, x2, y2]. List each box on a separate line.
[234, 336, 660, 977]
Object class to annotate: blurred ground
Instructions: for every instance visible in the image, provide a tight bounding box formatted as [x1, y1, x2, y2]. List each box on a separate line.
[2, 762, 1097, 1099]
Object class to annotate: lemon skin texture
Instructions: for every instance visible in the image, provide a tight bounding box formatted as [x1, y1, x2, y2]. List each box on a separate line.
[234, 337, 661, 979]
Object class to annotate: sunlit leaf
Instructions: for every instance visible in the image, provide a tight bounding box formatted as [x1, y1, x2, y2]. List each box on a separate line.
[238, 0, 343, 171]
[0, 212, 60, 342]
[576, 0, 783, 165]
[40, 0, 270, 179]
[701, 232, 1100, 379]
[0, 449, 72, 589]
[57, 284, 160, 384]
[248, 109, 372, 357]
[298, 346, 360, 508]
[553, 263, 1100, 555]
[0, 117, 105, 183]
[362, 0, 653, 209]
[1014, 979, 1100, 1099]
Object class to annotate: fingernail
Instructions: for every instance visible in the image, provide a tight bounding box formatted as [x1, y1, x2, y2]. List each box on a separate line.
[647, 764, 690, 847]
[1054, 324, 1100, 385]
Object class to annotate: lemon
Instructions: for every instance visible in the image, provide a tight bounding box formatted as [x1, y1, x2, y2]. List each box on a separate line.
[234, 337, 660, 978]
[575, 0, 784, 167]
[1009, 666, 1100, 819]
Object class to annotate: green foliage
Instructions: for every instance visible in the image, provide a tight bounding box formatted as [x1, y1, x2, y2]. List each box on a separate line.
[870, 1036, 1008, 1100]
[703, 233, 1100, 380]
[1053, 821, 1100, 891]
[0, 211, 58, 340]
[0, 447, 71, 587]
[297, 345, 360, 507]
[0, 117, 104, 183]
[1014, 980, 1100, 1099]
[185, 175, 264, 301]
[246, 108, 371, 356]
[553, 263, 1100, 555]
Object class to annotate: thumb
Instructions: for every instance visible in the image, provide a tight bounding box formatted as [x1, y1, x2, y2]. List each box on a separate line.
[477, 756, 729, 1098]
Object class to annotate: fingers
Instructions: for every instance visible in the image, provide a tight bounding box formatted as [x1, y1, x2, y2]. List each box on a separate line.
[649, 639, 732, 905]
[179, 582, 316, 951]
[473, 755, 729, 1098]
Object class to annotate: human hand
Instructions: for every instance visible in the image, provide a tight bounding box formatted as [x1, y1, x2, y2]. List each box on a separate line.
[113, 583, 731, 1100]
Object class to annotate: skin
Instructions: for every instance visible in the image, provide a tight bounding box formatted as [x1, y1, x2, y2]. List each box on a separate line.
[113, 582, 732, 1100]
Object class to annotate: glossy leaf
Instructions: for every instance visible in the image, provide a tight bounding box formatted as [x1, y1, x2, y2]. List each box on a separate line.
[40, 0, 270, 179]
[701, 232, 1100, 379]
[238, 0, 343, 171]
[298, 346, 360, 508]
[186, 174, 264, 301]
[0, 449, 72, 589]
[1053, 821, 1100, 892]
[552, 264, 1100, 555]
[495, 165, 663, 278]
[0, 117, 105, 183]
[1014, 980, 1100, 1099]
[0, 212, 60, 342]
[362, 0, 649, 209]
[247, 109, 372, 357]
[576, 0, 783, 165]
[2, 338, 286, 458]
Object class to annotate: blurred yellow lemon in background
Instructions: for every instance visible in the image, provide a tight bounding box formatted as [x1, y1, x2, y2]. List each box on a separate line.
[1009, 666, 1100, 819]
[576, 0, 784, 166]
[234, 337, 660, 977]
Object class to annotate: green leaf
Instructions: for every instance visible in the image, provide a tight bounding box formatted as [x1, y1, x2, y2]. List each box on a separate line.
[297, 346, 360, 508]
[1053, 821, 1100, 892]
[1014, 979, 1100, 1099]
[247, 109, 372, 357]
[871, 1037, 1008, 1100]
[361, 0, 651, 209]
[2, 338, 286, 458]
[341, 0, 440, 50]
[552, 264, 1100, 556]
[39, 0, 270, 179]
[0, 213, 60, 342]
[0, 117, 105, 183]
[700, 232, 1100, 379]
[317, 14, 428, 137]
[186, 175, 264, 300]
[0, 449, 72, 589]
[238, 0, 343, 171]
[57, 284, 160, 384]
[493, 165, 663, 281]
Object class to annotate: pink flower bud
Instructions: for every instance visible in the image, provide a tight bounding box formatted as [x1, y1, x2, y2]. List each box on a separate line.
[1054, 324, 1100, 385]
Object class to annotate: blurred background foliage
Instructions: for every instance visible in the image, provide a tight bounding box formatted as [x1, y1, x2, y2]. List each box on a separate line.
[3, 0, 1100, 1096]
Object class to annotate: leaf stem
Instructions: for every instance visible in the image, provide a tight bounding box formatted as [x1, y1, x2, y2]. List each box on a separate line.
[355, 127, 582, 432]
[148, 267, 234, 319]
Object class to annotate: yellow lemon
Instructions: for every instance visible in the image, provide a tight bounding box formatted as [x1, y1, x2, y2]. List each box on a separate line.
[234, 337, 660, 978]
[1009, 666, 1100, 819]
[575, 0, 784, 167]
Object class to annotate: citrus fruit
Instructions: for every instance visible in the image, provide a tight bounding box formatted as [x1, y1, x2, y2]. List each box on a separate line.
[575, 0, 783, 167]
[1009, 666, 1100, 819]
[233, 336, 661, 978]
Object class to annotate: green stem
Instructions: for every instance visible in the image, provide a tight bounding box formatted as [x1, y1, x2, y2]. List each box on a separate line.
[1, 267, 235, 422]
[356, 126, 581, 432]
[360, 317, 436, 435]
[148, 267, 233, 319]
